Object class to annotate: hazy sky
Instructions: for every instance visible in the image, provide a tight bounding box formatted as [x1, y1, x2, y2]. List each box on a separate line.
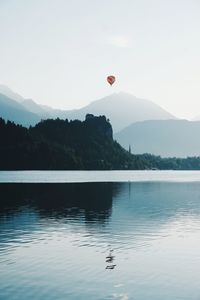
[0, 0, 200, 118]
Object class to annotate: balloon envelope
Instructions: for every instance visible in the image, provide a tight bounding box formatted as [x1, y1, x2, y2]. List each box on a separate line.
[107, 75, 116, 86]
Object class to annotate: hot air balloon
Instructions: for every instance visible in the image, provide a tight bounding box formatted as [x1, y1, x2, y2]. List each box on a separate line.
[107, 75, 115, 86]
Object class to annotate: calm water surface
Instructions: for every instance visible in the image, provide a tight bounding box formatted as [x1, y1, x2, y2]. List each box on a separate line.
[1, 170, 200, 182]
[1, 179, 200, 299]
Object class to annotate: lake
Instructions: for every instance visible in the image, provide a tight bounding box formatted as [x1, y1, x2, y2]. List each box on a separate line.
[0, 171, 200, 299]
[1, 170, 200, 183]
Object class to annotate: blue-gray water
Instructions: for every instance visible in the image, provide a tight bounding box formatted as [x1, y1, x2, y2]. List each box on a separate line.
[1, 177, 200, 299]
[2, 170, 200, 182]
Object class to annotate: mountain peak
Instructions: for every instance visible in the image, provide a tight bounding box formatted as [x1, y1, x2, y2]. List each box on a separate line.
[63, 92, 176, 133]
[0, 85, 177, 133]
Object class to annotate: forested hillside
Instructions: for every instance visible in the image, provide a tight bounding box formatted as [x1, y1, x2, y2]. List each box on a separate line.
[1, 115, 200, 170]
[0, 115, 145, 170]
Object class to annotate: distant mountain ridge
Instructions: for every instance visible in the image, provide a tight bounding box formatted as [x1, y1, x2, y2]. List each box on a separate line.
[0, 84, 25, 102]
[115, 119, 200, 157]
[2, 85, 200, 158]
[0, 93, 41, 127]
[0, 85, 176, 132]
[21, 99, 51, 117]
[57, 92, 176, 132]
[0, 84, 50, 119]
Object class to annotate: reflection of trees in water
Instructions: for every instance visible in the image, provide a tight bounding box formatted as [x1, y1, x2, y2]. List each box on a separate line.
[0, 183, 120, 224]
[1, 181, 200, 239]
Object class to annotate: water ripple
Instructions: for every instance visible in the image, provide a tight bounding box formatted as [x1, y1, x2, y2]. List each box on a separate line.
[1, 182, 200, 299]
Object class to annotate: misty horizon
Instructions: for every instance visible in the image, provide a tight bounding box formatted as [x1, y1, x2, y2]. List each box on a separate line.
[0, 84, 198, 121]
[0, 0, 200, 119]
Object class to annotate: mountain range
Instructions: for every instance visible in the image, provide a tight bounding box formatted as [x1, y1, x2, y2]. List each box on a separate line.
[54, 92, 175, 132]
[115, 119, 200, 157]
[1, 84, 200, 158]
[0, 93, 41, 127]
[0, 85, 175, 132]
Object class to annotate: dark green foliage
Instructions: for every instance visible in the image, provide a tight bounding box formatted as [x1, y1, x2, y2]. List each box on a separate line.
[137, 153, 200, 170]
[1, 116, 200, 170]
[0, 115, 146, 170]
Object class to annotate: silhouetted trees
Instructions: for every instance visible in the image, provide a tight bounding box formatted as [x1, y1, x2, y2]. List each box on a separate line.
[1, 116, 200, 170]
[139, 153, 200, 170]
[0, 115, 146, 170]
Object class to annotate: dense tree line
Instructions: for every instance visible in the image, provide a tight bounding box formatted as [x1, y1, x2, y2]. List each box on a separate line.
[138, 153, 200, 170]
[0, 115, 146, 170]
[1, 115, 200, 170]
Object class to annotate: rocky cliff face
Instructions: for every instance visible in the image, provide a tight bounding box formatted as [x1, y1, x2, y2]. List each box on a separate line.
[85, 114, 113, 140]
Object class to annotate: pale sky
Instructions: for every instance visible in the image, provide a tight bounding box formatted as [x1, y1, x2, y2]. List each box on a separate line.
[0, 0, 200, 119]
